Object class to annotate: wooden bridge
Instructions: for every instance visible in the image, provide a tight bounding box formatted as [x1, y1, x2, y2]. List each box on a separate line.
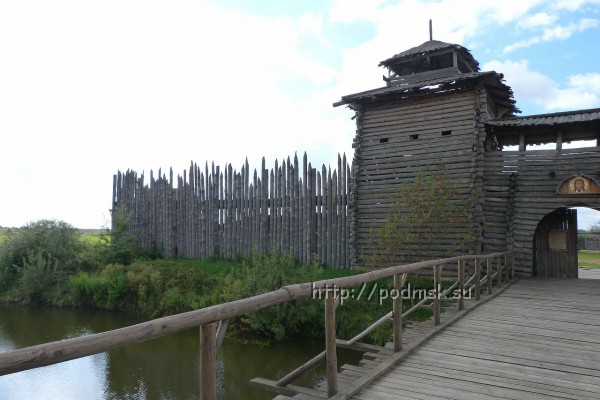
[1, 252, 600, 399]
[270, 277, 600, 400]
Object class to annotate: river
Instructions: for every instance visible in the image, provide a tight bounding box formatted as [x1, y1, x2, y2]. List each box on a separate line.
[0, 304, 361, 400]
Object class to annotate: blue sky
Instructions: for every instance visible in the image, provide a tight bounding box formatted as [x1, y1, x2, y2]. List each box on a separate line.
[1, 0, 600, 229]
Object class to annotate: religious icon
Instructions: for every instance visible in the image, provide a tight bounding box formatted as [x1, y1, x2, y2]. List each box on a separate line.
[568, 176, 590, 194]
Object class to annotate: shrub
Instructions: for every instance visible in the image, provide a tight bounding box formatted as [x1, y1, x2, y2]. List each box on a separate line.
[0, 220, 85, 297]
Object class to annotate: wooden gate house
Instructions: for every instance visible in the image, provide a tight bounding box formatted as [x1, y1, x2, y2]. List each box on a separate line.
[335, 39, 600, 277]
[113, 39, 600, 277]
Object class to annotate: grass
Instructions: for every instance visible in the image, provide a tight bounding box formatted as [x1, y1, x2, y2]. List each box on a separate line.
[579, 250, 600, 269]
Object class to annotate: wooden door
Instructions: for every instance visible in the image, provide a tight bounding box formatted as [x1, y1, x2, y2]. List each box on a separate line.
[533, 208, 578, 278]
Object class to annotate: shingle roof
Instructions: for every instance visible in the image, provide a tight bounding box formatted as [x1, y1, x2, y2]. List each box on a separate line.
[333, 71, 518, 114]
[379, 40, 479, 72]
[487, 108, 600, 127]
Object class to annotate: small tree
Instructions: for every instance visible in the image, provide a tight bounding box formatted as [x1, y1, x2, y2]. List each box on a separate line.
[0, 220, 84, 300]
[366, 165, 476, 268]
[97, 207, 139, 265]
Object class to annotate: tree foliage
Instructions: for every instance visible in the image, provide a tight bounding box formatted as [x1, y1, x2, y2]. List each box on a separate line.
[366, 165, 476, 267]
[0, 219, 85, 300]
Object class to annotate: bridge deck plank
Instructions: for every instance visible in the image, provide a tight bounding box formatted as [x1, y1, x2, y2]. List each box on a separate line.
[347, 278, 600, 399]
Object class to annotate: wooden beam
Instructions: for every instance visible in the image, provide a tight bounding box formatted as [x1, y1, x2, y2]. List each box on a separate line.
[474, 258, 481, 301]
[487, 258, 493, 295]
[457, 260, 465, 311]
[276, 351, 325, 387]
[200, 323, 217, 400]
[393, 273, 403, 352]
[519, 132, 526, 151]
[556, 129, 563, 151]
[497, 256, 502, 285]
[433, 265, 442, 326]
[325, 294, 338, 397]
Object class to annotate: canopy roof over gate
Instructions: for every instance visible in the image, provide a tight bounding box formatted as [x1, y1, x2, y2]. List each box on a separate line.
[486, 108, 600, 146]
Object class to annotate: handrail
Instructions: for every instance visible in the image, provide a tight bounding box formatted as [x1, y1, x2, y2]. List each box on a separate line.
[0, 251, 513, 399]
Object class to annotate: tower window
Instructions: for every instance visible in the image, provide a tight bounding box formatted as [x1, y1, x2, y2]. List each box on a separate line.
[410, 134, 419, 140]
[380, 138, 388, 143]
[441, 130, 452, 136]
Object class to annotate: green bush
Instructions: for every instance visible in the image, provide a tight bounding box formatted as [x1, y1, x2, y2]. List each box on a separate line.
[0, 220, 86, 298]
[216, 253, 324, 340]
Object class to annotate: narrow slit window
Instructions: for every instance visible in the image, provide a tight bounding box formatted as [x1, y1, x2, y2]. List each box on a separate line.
[410, 134, 419, 140]
[380, 138, 388, 143]
[441, 130, 452, 136]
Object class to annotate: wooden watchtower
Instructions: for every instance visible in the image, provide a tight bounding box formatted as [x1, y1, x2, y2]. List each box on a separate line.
[335, 39, 518, 267]
[336, 39, 600, 277]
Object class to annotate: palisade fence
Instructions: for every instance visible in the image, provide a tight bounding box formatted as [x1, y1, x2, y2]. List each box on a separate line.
[112, 153, 351, 268]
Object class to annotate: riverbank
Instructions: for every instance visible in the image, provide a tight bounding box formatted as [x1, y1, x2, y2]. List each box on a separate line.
[0, 221, 435, 345]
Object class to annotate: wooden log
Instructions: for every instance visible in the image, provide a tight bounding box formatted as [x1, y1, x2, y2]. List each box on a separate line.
[276, 351, 325, 387]
[332, 170, 338, 268]
[487, 257, 492, 295]
[474, 258, 481, 301]
[433, 265, 441, 326]
[393, 273, 403, 352]
[457, 260, 465, 311]
[497, 255, 502, 285]
[327, 167, 333, 267]
[200, 323, 217, 400]
[316, 171, 322, 265]
[325, 294, 338, 397]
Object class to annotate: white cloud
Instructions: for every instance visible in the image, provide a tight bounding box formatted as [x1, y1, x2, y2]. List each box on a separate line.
[504, 18, 600, 52]
[518, 12, 558, 29]
[542, 18, 599, 40]
[553, 0, 600, 11]
[483, 59, 600, 111]
[569, 73, 600, 92]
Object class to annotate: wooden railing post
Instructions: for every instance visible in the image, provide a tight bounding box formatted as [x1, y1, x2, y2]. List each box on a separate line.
[487, 258, 492, 295]
[497, 256, 502, 285]
[393, 273, 403, 352]
[511, 252, 515, 279]
[325, 294, 338, 396]
[474, 258, 481, 301]
[433, 265, 441, 325]
[457, 260, 465, 311]
[504, 253, 509, 281]
[200, 323, 218, 400]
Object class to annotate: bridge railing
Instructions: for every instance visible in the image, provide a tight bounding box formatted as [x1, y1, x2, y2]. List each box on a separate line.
[0, 251, 513, 399]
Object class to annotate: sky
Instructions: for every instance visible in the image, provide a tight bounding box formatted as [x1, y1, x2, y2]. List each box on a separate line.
[1, 0, 600, 229]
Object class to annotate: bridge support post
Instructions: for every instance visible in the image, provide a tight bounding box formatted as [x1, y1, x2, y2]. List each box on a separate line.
[487, 258, 493, 295]
[393, 273, 403, 352]
[200, 322, 217, 400]
[433, 265, 441, 325]
[325, 294, 338, 396]
[457, 260, 465, 311]
[504, 253, 510, 282]
[474, 258, 481, 301]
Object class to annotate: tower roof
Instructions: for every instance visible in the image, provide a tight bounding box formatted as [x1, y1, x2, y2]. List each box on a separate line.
[333, 70, 518, 116]
[379, 40, 480, 75]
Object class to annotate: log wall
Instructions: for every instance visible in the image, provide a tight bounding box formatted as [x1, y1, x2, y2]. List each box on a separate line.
[351, 88, 483, 265]
[112, 153, 350, 268]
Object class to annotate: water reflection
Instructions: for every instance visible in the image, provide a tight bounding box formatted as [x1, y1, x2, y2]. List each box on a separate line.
[0, 305, 362, 400]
